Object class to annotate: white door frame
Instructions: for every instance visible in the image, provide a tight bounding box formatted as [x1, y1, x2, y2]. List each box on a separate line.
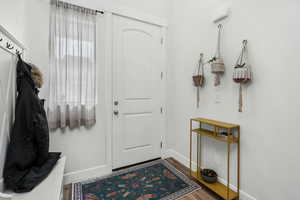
[103, 12, 167, 171]
[63, 0, 168, 27]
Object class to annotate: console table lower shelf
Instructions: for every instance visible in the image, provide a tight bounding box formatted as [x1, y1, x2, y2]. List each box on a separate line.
[190, 171, 238, 200]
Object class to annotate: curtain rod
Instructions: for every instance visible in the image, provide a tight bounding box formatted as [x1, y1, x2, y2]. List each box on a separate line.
[96, 10, 104, 14]
[53, 0, 104, 14]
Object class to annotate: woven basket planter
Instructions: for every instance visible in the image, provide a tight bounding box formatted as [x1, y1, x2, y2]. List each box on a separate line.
[193, 75, 204, 87]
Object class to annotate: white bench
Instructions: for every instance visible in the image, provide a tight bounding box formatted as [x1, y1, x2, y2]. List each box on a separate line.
[0, 156, 66, 200]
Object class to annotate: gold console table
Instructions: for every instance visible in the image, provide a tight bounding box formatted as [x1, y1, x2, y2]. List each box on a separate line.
[189, 118, 240, 200]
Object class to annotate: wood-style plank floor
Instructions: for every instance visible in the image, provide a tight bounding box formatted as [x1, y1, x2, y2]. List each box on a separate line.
[63, 158, 221, 200]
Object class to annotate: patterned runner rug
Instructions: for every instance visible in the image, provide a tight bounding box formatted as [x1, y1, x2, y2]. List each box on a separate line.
[73, 159, 200, 200]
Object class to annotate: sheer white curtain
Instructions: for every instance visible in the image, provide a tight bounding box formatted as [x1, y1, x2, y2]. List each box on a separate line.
[48, 0, 97, 129]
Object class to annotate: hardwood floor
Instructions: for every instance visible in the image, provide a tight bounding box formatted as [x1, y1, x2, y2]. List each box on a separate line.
[164, 158, 220, 200]
[63, 158, 220, 200]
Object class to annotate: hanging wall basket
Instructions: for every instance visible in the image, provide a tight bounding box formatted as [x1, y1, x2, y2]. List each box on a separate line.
[233, 40, 252, 112]
[211, 24, 225, 86]
[193, 53, 205, 108]
[193, 75, 204, 87]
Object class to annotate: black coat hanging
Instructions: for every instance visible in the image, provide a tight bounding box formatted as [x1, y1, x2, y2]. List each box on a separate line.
[3, 57, 61, 193]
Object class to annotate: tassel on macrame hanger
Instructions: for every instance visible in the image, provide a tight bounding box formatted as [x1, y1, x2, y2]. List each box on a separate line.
[214, 74, 221, 87]
[197, 87, 200, 108]
[239, 83, 243, 112]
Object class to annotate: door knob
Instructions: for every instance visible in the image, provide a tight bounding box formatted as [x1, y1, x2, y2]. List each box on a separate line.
[113, 110, 119, 116]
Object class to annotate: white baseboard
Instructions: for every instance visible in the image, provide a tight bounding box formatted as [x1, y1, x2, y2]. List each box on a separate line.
[63, 165, 112, 185]
[0, 178, 4, 192]
[163, 149, 257, 200]
[163, 149, 197, 171]
[0, 192, 12, 200]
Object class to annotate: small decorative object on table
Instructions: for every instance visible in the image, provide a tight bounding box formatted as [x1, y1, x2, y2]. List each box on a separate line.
[219, 131, 228, 138]
[233, 40, 252, 112]
[201, 169, 218, 183]
[211, 24, 225, 86]
[193, 53, 205, 108]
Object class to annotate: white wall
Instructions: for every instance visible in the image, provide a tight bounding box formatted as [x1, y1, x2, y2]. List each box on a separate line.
[166, 0, 300, 199]
[23, 0, 169, 180]
[2, 0, 300, 199]
[0, 0, 26, 45]
[63, 0, 170, 19]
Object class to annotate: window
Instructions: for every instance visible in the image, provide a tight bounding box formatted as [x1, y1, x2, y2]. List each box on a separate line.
[48, 0, 97, 129]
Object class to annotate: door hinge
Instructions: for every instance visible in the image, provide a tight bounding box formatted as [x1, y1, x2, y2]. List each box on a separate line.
[160, 107, 163, 114]
[160, 72, 163, 80]
[160, 141, 163, 149]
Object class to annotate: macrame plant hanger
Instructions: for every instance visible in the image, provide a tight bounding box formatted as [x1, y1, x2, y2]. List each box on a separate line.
[193, 53, 205, 108]
[233, 40, 252, 112]
[211, 24, 225, 86]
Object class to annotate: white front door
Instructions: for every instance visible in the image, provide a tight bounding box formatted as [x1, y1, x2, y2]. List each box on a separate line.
[112, 15, 164, 169]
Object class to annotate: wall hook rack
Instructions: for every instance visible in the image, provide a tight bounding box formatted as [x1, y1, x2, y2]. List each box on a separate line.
[6, 42, 14, 50]
[0, 25, 25, 56]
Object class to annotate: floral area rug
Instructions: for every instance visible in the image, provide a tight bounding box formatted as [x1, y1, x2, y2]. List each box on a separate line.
[73, 159, 200, 200]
